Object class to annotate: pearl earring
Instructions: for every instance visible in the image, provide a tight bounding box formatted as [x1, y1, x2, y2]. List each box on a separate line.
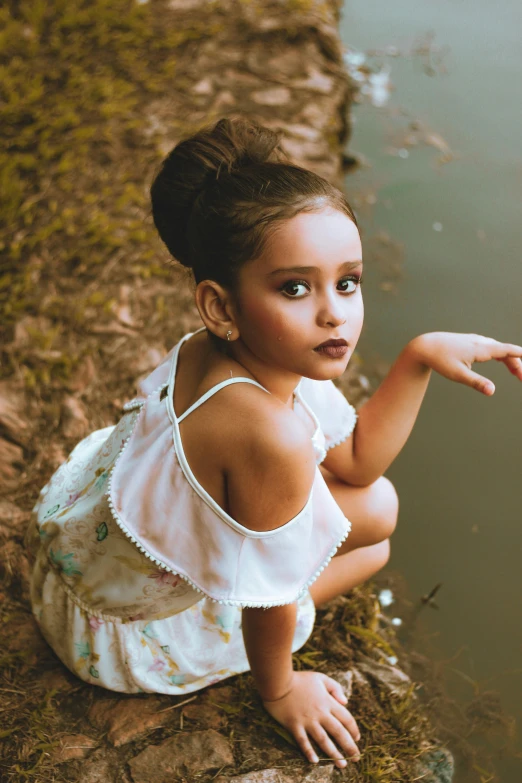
[226, 330, 232, 341]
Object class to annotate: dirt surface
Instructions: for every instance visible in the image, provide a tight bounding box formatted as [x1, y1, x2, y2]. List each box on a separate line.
[0, 1, 464, 780]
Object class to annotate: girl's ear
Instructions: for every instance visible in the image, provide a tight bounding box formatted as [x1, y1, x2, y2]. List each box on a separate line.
[195, 280, 238, 341]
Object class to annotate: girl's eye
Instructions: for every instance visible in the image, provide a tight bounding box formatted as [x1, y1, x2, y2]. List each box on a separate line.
[337, 276, 362, 294]
[280, 280, 310, 298]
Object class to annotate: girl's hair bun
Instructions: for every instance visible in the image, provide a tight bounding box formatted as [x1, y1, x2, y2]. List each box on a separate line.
[150, 114, 358, 287]
[212, 114, 287, 169]
[150, 116, 286, 269]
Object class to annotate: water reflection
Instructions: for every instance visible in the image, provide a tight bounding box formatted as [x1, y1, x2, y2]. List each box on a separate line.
[340, 1, 522, 779]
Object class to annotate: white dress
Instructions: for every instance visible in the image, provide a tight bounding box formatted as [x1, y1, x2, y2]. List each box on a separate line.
[25, 328, 358, 694]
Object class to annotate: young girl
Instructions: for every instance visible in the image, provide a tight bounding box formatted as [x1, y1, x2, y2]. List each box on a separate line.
[25, 116, 522, 770]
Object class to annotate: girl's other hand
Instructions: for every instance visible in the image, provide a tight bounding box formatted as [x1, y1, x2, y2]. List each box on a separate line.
[262, 670, 360, 768]
[408, 332, 522, 395]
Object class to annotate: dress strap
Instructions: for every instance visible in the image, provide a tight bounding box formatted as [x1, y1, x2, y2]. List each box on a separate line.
[177, 378, 269, 423]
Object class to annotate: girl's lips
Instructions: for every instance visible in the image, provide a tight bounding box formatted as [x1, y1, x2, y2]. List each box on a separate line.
[313, 340, 349, 358]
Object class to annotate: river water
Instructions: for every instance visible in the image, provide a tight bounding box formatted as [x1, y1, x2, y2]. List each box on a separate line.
[339, 0, 522, 779]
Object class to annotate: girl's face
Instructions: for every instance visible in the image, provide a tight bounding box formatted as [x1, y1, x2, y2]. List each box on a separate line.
[232, 208, 364, 383]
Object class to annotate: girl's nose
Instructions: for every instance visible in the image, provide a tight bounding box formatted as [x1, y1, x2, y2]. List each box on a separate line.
[317, 296, 347, 328]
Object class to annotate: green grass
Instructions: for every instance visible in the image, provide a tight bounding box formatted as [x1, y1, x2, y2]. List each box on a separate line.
[0, 0, 220, 344]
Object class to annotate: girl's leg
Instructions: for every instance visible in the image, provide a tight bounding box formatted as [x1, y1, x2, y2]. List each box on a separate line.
[309, 471, 399, 608]
[309, 540, 390, 607]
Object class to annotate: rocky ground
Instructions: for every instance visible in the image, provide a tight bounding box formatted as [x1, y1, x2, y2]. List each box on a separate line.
[0, 0, 465, 780]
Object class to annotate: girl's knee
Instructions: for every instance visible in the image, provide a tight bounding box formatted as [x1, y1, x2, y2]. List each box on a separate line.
[375, 537, 391, 570]
[369, 476, 399, 543]
[361, 538, 390, 579]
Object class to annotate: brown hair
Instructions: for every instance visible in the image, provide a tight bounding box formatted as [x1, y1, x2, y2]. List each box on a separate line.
[150, 115, 359, 288]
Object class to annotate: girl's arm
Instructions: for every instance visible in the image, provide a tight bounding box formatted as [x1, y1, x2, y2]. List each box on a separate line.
[242, 604, 361, 767]
[323, 332, 522, 487]
[242, 604, 296, 701]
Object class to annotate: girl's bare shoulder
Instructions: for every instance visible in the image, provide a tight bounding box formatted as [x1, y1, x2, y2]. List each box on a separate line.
[212, 383, 317, 532]
[208, 378, 311, 450]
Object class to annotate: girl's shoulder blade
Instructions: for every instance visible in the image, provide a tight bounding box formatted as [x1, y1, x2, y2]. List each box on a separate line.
[222, 389, 317, 533]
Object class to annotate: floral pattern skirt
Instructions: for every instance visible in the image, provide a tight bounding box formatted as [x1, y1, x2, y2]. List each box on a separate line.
[30, 560, 316, 694]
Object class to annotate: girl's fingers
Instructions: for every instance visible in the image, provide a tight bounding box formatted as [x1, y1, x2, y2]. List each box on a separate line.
[322, 715, 361, 760]
[294, 727, 319, 765]
[501, 356, 522, 378]
[476, 341, 522, 362]
[459, 353, 522, 392]
[308, 724, 348, 769]
[493, 356, 522, 379]
[501, 343, 522, 356]
[456, 367, 495, 395]
[332, 703, 361, 742]
[323, 675, 348, 706]
[489, 340, 522, 356]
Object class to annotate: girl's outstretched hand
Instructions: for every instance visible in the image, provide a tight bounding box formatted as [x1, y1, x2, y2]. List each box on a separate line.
[409, 332, 522, 396]
[262, 670, 360, 769]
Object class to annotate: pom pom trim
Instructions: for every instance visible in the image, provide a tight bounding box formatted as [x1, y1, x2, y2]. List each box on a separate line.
[324, 407, 358, 452]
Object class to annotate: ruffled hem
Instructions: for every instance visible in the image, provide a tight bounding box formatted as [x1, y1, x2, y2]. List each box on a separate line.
[48, 566, 137, 623]
[324, 409, 358, 453]
[296, 522, 351, 596]
[325, 429, 353, 452]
